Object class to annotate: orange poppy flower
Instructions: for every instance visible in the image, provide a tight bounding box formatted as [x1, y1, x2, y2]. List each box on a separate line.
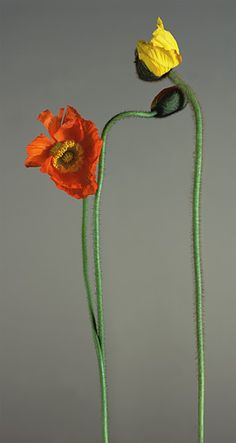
[25, 106, 103, 199]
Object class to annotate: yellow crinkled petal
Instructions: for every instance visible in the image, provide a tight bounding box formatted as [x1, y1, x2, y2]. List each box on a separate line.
[151, 30, 180, 53]
[136, 17, 182, 77]
[150, 17, 180, 53]
[157, 17, 164, 29]
[136, 40, 182, 77]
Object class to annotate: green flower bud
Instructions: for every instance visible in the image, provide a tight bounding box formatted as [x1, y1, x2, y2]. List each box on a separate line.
[151, 86, 188, 117]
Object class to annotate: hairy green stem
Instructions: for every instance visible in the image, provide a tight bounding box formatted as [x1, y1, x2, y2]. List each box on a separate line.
[93, 110, 157, 355]
[88, 110, 157, 443]
[168, 70, 205, 443]
[82, 198, 97, 334]
[82, 198, 109, 443]
[94, 332, 109, 443]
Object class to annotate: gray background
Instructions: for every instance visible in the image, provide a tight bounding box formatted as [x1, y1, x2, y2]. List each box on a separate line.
[0, 0, 235, 441]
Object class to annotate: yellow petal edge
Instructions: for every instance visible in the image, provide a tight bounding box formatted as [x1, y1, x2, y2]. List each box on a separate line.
[136, 17, 182, 77]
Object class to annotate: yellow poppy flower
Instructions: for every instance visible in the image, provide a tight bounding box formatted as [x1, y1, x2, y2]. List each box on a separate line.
[136, 17, 182, 78]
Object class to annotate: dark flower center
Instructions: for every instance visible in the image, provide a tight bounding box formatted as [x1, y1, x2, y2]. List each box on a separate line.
[50, 140, 84, 173]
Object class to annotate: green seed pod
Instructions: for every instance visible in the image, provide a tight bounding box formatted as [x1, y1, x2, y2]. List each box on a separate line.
[151, 86, 188, 117]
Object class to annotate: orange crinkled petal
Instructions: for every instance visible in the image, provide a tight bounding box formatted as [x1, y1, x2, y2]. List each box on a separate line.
[63, 105, 81, 123]
[81, 120, 103, 163]
[44, 159, 97, 189]
[53, 118, 84, 143]
[25, 134, 52, 167]
[37, 108, 64, 138]
[52, 178, 98, 199]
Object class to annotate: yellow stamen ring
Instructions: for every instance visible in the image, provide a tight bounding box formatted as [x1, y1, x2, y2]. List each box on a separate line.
[50, 140, 84, 173]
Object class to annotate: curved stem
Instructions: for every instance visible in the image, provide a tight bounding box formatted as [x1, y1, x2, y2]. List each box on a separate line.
[94, 333, 109, 443]
[82, 198, 109, 443]
[82, 112, 157, 443]
[82, 198, 97, 334]
[89, 110, 156, 443]
[94, 110, 157, 355]
[168, 70, 205, 443]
